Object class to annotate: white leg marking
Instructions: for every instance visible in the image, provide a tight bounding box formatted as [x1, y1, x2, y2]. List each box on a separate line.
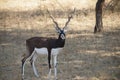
[48, 55, 52, 80]
[51, 48, 63, 80]
[48, 69, 52, 80]
[51, 55, 53, 65]
[54, 55, 57, 80]
[32, 54, 39, 77]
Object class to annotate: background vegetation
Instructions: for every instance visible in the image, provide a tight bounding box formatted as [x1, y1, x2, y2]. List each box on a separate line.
[0, 0, 120, 80]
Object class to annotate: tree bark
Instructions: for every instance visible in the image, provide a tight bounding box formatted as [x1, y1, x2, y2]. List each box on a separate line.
[94, 0, 105, 33]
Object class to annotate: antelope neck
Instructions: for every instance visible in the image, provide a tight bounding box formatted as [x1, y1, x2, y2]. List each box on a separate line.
[56, 36, 65, 48]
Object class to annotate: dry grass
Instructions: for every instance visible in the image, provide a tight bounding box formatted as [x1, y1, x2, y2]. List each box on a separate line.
[0, 0, 120, 80]
[0, 0, 97, 11]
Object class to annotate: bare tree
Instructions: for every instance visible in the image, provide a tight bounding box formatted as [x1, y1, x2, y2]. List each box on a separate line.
[106, 0, 120, 12]
[94, 0, 105, 33]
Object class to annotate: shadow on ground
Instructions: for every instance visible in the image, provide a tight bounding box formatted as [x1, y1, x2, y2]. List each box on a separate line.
[0, 10, 120, 80]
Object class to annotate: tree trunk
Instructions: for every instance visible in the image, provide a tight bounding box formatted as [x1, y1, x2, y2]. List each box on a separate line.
[94, 0, 105, 33]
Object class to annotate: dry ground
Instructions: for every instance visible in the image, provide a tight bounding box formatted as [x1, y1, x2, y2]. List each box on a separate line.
[0, 6, 120, 80]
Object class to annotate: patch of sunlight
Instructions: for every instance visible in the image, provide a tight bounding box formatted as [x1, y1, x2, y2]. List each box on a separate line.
[115, 47, 120, 51]
[109, 66, 120, 69]
[85, 50, 98, 54]
[79, 33, 94, 36]
[90, 77, 100, 80]
[116, 51, 120, 55]
[0, 0, 97, 11]
[101, 52, 119, 57]
[79, 50, 98, 54]
[1, 43, 12, 46]
[69, 60, 84, 64]
[0, 0, 40, 11]
[73, 76, 87, 80]
[43, 75, 49, 79]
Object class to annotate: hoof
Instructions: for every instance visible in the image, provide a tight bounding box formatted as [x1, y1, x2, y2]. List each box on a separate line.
[55, 77, 58, 80]
[22, 75, 24, 80]
[35, 74, 39, 78]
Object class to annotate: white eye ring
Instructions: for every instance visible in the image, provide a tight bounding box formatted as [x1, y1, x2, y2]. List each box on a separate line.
[61, 34, 65, 39]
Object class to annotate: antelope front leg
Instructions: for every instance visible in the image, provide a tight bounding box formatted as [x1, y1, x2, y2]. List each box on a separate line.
[48, 53, 52, 80]
[48, 68, 52, 80]
[54, 55, 58, 80]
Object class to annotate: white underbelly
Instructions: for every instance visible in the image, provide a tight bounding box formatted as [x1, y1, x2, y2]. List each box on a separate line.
[34, 47, 63, 55]
[35, 48, 48, 55]
[51, 48, 63, 55]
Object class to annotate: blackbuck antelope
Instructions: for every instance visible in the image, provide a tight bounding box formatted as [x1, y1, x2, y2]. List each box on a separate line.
[21, 9, 75, 80]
